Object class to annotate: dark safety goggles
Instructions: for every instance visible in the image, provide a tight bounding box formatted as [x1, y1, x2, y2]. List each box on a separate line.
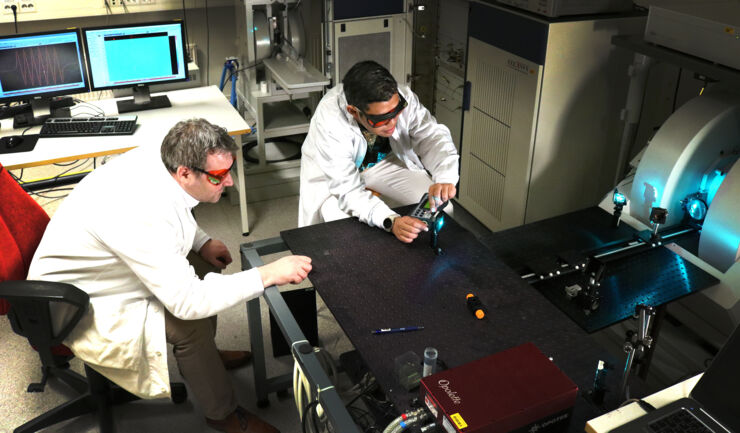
[360, 92, 408, 128]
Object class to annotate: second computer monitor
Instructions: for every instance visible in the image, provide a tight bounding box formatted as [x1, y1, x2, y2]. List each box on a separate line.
[0, 29, 89, 126]
[82, 20, 188, 113]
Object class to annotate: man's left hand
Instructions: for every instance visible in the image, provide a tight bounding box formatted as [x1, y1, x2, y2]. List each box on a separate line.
[199, 239, 233, 269]
[428, 183, 457, 212]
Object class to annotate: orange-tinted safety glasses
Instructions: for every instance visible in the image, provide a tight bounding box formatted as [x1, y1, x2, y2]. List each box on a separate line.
[192, 156, 236, 185]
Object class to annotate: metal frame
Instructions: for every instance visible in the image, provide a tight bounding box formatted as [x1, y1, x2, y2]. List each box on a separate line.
[240, 237, 362, 433]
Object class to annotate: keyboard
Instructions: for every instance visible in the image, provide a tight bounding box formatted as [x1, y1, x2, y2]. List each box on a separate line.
[39, 115, 137, 137]
[648, 409, 713, 433]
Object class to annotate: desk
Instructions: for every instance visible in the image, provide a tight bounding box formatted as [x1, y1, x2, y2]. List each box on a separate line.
[0, 86, 253, 234]
[242, 210, 629, 432]
[586, 374, 701, 433]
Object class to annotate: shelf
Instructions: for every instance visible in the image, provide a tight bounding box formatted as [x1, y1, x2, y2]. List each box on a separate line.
[262, 101, 311, 139]
[263, 57, 329, 91]
[611, 35, 740, 85]
[244, 158, 301, 175]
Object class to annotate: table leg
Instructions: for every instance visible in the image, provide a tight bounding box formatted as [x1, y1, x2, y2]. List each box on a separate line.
[247, 296, 270, 407]
[235, 135, 250, 236]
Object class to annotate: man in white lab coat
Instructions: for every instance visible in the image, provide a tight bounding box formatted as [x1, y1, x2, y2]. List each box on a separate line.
[299, 60, 459, 243]
[28, 119, 310, 433]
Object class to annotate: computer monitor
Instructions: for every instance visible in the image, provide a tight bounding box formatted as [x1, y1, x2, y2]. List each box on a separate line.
[0, 29, 89, 127]
[82, 20, 189, 114]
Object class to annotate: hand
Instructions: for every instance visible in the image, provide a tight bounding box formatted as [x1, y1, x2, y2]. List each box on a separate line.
[427, 183, 457, 212]
[198, 239, 233, 269]
[258, 255, 312, 287]
[392, 216, 428, 243]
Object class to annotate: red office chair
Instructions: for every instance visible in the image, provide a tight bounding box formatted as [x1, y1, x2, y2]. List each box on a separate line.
[0, 163, 186, 433]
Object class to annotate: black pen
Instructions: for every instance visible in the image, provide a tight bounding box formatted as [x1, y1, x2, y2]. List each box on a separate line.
[371, 326, 424, 335]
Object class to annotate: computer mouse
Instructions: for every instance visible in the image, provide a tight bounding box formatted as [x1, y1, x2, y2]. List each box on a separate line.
[6, 135, 24, 148]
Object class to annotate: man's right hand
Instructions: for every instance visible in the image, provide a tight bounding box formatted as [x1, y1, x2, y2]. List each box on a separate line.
[258, 255, 312, 287]
[392, 216, 428, 243]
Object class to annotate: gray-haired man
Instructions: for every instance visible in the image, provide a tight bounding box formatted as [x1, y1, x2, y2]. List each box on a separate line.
[28, 118, 309, 433]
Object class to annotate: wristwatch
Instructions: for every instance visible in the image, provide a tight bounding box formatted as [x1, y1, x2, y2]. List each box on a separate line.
[383, 214, 400, 232]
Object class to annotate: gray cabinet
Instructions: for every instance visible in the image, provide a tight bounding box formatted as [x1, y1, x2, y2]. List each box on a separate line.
[459, 3, 645, 231]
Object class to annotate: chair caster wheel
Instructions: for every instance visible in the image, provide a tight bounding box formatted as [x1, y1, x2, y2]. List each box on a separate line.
[27, 383, 45, 393]
[171, 383, 188, 404]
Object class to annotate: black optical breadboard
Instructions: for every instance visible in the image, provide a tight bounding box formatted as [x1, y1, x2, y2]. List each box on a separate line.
[281, 207, 628, 429]
[479, 207, 638, 274]
[479, 206, 719, 333]
[533, 246, 720, 333]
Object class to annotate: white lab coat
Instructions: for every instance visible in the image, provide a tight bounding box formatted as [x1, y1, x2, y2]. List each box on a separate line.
[27, 145, 264, 399]
[299, 84, 459, 228]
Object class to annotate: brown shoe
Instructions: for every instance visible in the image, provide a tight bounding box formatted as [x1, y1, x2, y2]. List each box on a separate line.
[218, 350, 252, 370]
[206, 406, 279, 433]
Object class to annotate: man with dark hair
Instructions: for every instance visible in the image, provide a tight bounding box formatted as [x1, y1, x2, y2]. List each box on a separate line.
[28, 118, 311, 433]
[299, 60, 459, 243]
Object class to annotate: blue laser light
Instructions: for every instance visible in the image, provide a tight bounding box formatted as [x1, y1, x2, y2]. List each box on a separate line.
[706, 170, 726, 204]
[686, 198, 708, 221]
[435, 215, 445, 231]
[613, 190, 627, 206]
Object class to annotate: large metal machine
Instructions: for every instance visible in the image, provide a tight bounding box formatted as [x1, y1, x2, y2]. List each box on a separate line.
[599, 90, 740, 348]
[233, 0, 329, 202]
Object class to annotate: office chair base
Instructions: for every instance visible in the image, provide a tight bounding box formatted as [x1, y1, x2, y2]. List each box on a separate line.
[15, 365, 187, 433]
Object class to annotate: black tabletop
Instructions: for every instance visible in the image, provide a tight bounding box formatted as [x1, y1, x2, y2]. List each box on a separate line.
[479, 207, 719, 333]
[281, 210, 628, 431]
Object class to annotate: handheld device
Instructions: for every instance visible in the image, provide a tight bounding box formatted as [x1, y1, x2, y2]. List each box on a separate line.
[408, 193, 448, 223]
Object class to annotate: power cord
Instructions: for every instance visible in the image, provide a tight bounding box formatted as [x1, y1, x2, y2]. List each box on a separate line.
[302, 400, 320, 433]
[223, 61, 263, 87]
[11, 4, 18, 33]
[181, 0, 193, 63]
[205, 0, 210, 84]
[71, 99, 106, 117]
[671, 68, 682, 112]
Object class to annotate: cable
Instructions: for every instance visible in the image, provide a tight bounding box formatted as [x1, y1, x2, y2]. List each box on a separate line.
[11, 5, 18, 33]
[311, 400, 322, 433]
[302, 401, 319, 433]
[71, 99, 106, 117]
[103, 0, 113, 14]
[28, 188, 75, 199]
[121, 0, 129, 13]
[224, 61, 263, 85]
[49, 159, 93, 183]
[345, 374, 379, 408]
[205, 0, 211, 84]
[181, 0, 192, 62]
[54, 160, 81, 167]
[671, 68, 682, 112]
[7, 168, 77, 201]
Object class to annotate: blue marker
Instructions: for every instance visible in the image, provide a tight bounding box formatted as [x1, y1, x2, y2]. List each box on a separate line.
[371, 326, 424, 335]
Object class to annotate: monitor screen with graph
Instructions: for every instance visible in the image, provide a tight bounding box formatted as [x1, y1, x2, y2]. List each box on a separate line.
[0, 29, 88, 104]
[82, 20, 188, 113]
